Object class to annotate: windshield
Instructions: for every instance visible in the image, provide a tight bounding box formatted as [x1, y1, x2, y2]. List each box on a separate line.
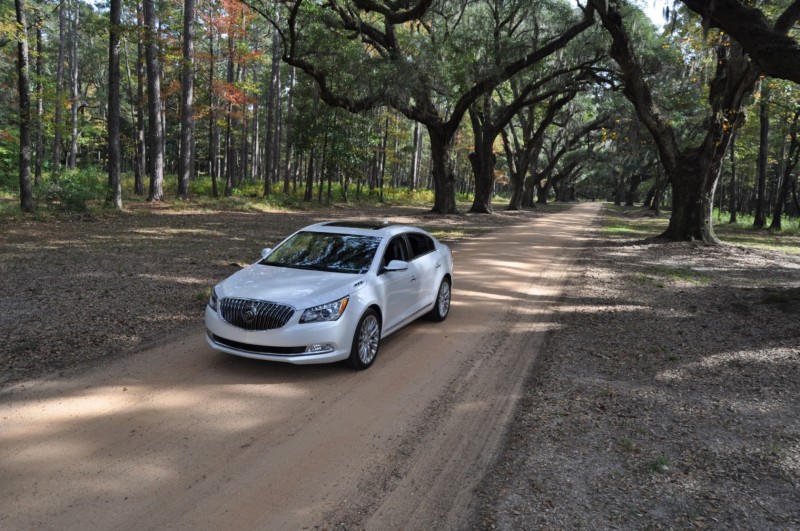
[260, 232, 381, 274]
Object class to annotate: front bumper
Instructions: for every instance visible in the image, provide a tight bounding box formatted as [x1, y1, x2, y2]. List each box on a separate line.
[204, 305, 355, 364]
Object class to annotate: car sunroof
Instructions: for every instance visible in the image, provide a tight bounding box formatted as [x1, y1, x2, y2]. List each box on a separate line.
[323, 221, 395, 230]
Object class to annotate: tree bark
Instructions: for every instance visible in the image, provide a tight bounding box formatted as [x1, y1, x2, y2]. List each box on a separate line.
[68, 0, 79, 170]
[282, 66, 296, 194]
[467, 106, 496, 213]
[52, 2, 65, 171]
[134, 1, 146, 195]
[263, 25, 281, 196]
[207, 22, 218, 197]
[754, 81, 770, 227]
[728, 130, 738, 223]
[34, 21, 43, 185]
[177, 0, 195, 199]
[428, 125, 458, 214]
[223, 32, 235, 197]
[410, 121, 422, 191]
[107, 0, 122, 209]
[15, 0, 34, 212]
[144, 0, 164, 201]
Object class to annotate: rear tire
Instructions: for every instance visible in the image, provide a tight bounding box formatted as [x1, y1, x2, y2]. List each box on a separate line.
[347, 309, 381, 370]
[428, 277, 451, 322]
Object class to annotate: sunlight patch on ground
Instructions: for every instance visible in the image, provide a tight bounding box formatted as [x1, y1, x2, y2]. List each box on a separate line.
[129, 227, 231, 237]
[655, 348, 800, 385]
[137, 273, 209, 285]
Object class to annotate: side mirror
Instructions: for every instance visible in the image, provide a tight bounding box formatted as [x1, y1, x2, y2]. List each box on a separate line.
[384, 259, 409, 272]
[261, 247, 272, 258]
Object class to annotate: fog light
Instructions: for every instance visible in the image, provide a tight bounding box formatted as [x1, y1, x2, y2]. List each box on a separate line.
[307, 343, 334, 353]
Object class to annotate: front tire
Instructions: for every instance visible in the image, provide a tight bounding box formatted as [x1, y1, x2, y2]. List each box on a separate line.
[347, 309, 381, 370]
[428, 277, 451, 322]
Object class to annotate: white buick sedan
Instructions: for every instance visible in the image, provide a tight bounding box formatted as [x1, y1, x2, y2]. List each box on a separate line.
[205, 221, 453, 370]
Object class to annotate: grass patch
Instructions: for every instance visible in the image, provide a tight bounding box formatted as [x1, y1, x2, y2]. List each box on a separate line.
[646, 455, 671, 473]
[604, 206, 800, 254]
[648, 265, 711, 285]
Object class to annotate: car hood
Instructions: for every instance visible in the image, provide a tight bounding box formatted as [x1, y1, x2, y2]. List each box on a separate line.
[216, 263, 362, 309]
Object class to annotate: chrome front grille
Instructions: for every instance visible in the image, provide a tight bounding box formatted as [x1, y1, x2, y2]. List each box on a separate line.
[220, 298, 295, 331]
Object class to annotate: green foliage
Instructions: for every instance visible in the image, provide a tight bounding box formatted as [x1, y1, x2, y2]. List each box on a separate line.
[0, 131, 18, 190]
[34, 169, 107, 212]
[646, 455, 671, 473]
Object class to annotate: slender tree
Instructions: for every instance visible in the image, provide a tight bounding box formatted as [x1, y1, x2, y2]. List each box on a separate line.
[34, 16, 43, 185]
[52, 1, 66, 170]
[263, 24, 281, 196]
[178, 0, 196, 200]
[754, 81, 770, 227]
[134, 0, 146, 195]
[107, 0, 122, 208]
[144, 0, 164, 201]
[728, 130, 738, 223]
[68, 0, 79, 169]
[15, 0, 34, 212]
[282, 65, 296, 194]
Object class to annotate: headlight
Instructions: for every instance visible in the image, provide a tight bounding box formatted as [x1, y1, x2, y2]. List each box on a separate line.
[300, 296, 349, 323]
[208, 288, 220, 311]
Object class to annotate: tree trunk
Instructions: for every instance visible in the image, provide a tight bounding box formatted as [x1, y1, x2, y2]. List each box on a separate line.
[625, 173, 643, 206]
[536, 179, 550, 205]
[662, 153, 720, 242]
[728, 130, 738, 223]
[304, 148, 315, 202]
[177, 0, 195, 200]
[34, 22, 43, 185]
[207, 25, 218, 197]
[754, 81, 770, 227]
[107, 0, 122, 209]
[53, 2, 65, 171]
[144, 0, 164, 201]
[15, 0, 34, 212]
[410, 121, 422, 191]
[467, 108, 496, 214]
[468, 148, 496, 213]
[263, 26, 281, 196]
[251, 68, 260, 182]
[68, 0, 79, 170]
[427, 126, 458, 214]
[223, 33, 234, 197]
[282, 66, 296, 194]
[133, 1, 146, 195]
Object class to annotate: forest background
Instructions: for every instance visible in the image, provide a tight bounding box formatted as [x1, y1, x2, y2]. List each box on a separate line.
[1, 0, 799, 237]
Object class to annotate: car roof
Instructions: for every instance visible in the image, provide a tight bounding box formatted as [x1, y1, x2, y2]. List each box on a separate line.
[301, 221, 427, 238]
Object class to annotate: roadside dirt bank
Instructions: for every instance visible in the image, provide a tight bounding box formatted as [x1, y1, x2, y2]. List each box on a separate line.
[476, 211, 800, 529]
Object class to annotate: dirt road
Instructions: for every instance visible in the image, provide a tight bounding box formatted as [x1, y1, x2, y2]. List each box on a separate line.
[1, 202, 600, 530]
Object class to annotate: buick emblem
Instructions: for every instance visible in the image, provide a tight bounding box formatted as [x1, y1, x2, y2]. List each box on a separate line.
[241, 304, 258, 324]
